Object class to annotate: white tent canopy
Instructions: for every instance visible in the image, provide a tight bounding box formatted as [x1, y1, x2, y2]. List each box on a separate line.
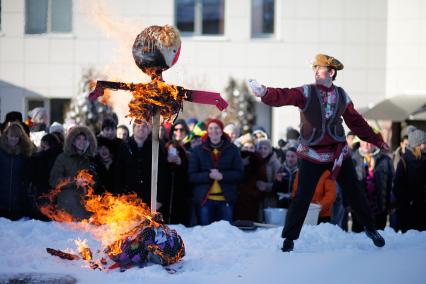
[361, 95, 426, 121]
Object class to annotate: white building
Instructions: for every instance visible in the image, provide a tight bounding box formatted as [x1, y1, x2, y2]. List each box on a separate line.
[0, 0, 425, 143]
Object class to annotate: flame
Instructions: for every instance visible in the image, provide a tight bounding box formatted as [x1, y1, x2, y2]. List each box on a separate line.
[75, 239, 92, 261]
[100, 89, 112, 106]
[40, 178, 75, 223]
[41, 170, 185, 270]
[41, 170, 153, 256]
[127, 77, 184, 122]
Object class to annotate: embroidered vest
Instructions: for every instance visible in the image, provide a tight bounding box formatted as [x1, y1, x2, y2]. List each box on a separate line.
[299, 84, 348, 146]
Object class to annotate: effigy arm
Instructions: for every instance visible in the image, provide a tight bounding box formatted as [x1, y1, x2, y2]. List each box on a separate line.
[182, 89, 228, 111]
[88, 80, 136, 101]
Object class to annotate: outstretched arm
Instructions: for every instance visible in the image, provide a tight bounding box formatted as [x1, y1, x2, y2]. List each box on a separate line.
[343, 103, 389, 150]
[247, 79, 306, 108]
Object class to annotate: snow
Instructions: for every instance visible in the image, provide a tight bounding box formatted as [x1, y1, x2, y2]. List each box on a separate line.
[1, 218, 425, 284]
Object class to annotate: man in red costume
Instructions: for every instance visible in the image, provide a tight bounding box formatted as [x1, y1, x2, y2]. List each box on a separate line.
[248, 54, 389, 252]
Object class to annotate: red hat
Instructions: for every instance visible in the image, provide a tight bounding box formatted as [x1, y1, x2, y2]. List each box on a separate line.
[206, 118, 224, 131]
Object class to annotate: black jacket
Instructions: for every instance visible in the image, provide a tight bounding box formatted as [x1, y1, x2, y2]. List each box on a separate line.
[393, 150, 426, 207]
[352, 149, 393, 214]
[392, 149, 426, 231]
[114, 136, 168, 206]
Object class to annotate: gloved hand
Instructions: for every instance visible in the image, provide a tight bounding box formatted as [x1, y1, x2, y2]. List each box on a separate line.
[247, 79, 267, 97]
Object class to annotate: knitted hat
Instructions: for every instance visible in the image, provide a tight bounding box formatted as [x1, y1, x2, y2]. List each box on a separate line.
[407, 126, 426, 147]
[49, 121, 64, 134]
[29, 107, 48, 123]
[206, 118, 224, 131]
[186, 117, 198, 126]
[224, 124, 240, 136]
[192, 122, 207, 137]
[286, 127, 300, 140]
[101, 118, 117, 130]
[256, 138, 272, 150]
[239, 133, 255, 146]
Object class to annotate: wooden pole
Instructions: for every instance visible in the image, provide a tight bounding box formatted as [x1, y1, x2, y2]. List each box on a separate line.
[150, 111, 160, 213]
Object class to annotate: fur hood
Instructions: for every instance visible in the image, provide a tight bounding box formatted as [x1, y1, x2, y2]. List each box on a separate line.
[64, 126, 97, 156]
[0, 122, 35, 157]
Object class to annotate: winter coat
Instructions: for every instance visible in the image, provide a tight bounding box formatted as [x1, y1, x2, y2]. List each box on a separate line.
[48, 126, 97, 220]
[31, 146, 63, 195]
[165, 142, 192, 225]
[392, 146, 405, 171]
[262, 152, 281, 208]
[234, 150, 268, 221]
[30, 145, 62, 219]
[114, 136, 168, 206]
[273, 163, 298, 208]
[0, 145, 31, 218]
[352, 149, 393, 215]
[393, 149, 426, 231]
[188, 137, 243, 206]
[94, 156, 115, 195]
[292, 170, 336, 218]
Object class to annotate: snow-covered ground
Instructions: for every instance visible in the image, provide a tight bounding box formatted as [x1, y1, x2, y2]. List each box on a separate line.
[0, 218, 425, 284]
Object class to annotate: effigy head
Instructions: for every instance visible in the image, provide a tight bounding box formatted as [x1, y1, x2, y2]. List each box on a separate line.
[132, 25, 181, 75]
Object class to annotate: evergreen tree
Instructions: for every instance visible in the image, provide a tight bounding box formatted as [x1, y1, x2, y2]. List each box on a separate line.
[65, 69, 115, 133]
[221, 78, 256, 134]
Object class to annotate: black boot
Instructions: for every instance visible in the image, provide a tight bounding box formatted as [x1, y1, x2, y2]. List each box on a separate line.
[365, 230, 385, 247]
[281, 239, 294, 252]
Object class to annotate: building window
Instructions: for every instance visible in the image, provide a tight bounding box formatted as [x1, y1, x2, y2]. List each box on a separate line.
[176, 0, 225, 35]
[50, 98, 70, 123]
[251, 0, 275, 37]
[25, 0, 72, 34]
[26, 99, 46, 118]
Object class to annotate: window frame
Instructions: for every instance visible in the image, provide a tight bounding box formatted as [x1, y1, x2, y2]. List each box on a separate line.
[251, 0, 276, 39]
[25, 0, 73, 35]
[175, 0, 225, 37]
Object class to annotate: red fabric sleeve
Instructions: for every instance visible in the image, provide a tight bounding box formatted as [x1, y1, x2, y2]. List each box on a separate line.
[342, 102, 385, 148]
[261, 87, 306, 109]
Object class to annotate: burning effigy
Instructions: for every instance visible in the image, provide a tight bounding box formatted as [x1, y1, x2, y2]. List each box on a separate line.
[89, 24, 228, 122]
[44, 24, 226, 271]
[88, 25, 228, 214]
[42, 170, 185, 272]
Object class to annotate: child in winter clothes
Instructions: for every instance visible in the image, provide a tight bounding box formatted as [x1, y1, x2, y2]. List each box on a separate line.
[292, 170, 336, 224]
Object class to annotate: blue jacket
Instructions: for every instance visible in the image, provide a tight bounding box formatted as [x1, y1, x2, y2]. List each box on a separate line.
[0, 148, 31, 215]
[188, 137, 243, 206]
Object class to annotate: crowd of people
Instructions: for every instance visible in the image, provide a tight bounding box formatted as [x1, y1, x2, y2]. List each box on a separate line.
[0, 108, 424, 234]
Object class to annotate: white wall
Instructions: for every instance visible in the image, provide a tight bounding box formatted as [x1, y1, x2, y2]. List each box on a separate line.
[0, 0, 402, 145]
[386, 0, 426, 97]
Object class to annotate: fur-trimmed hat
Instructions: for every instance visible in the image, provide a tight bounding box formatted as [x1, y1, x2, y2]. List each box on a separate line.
[407, 125, 426, 147]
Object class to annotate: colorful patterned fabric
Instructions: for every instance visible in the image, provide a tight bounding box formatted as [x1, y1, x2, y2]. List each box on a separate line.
[107, 219, 185, 270]
[319, 88, 337, 120]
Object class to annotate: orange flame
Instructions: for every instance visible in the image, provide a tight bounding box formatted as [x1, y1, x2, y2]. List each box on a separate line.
[41, 170, 154, 257]
[100, 89, 112, 106]
[127, 77, 183, 122]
